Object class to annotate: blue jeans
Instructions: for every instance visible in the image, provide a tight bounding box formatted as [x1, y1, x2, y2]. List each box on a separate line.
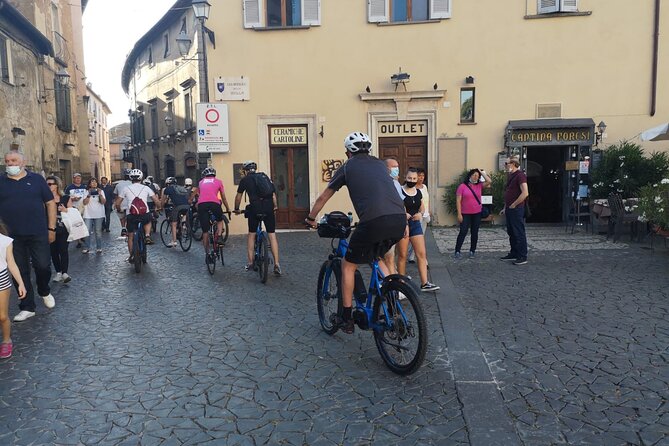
[84, 218, 104, 250]
[455, 213, 482, 253]
[506, 206, 528, 258]
[11, 235, 52, 312]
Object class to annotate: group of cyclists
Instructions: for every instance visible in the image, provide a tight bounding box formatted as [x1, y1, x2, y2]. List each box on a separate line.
[112, 162, 282, 275]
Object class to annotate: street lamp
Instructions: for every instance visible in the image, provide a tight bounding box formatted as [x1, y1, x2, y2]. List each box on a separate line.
[55, 68, 70, 86]
[595, 121, 607, 146]
[176, 30, 192, 57]
[164, 114, 173, 128]
[192, 0, 211, 20]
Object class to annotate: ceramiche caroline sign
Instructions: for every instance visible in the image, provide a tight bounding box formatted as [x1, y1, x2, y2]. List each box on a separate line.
[270, 126, 307, 145]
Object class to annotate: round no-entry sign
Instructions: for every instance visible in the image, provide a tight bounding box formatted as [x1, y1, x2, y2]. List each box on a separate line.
[205, 109, 220, 123]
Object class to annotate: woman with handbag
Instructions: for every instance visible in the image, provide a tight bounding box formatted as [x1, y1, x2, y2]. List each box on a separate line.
[46, 176, 72, 283]
[454, 169, 491, 259]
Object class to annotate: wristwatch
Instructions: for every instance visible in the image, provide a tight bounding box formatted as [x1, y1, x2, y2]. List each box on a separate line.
[48, 227, 56, 232]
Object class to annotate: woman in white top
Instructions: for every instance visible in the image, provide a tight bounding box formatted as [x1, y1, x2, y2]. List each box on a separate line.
[0, 219, 26, 359]
[82, 178, 106, 254]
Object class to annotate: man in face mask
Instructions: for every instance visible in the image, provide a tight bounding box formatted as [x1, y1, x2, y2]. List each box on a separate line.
[0, 151, 57, 321]
[385, 157, 404, 199]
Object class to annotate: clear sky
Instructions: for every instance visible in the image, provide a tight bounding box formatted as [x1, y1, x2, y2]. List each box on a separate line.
[82, 0, 175, 128]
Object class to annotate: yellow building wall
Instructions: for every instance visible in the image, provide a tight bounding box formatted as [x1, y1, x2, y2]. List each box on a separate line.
[175, 0, 667, 231]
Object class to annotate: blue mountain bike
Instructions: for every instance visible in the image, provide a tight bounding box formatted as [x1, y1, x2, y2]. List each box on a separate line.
[316, 212, 427, 375]
[131, 220, 147, 273]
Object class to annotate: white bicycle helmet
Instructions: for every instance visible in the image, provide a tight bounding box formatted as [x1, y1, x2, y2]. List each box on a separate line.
[184, 178, 193, 186]
[202, 167, 216, 177]
[344, 132, 372, 153]
[165, 177, 176, 185]
[142, 178, 152, 185]
[129, 169, 144, 181]
[242, 160, 257, 171]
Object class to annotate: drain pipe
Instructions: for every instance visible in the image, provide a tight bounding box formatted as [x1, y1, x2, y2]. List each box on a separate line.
[651, 0, 660, 116]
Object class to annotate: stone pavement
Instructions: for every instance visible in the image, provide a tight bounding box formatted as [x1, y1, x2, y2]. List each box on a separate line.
[0, 219, 667, 445]
[431, 225, 669, 445]
[0, 218, 465, 445]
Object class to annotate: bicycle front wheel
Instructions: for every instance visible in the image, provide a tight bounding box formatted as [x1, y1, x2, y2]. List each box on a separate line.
[316, 260, 342, 335]
[373, 279, 427, 375]
[206, 250, 215, 275]
[258, 233, 269, 284]
[159, 219, 171, 247]
[191, 215, 203, 241]
[179, 219, 192, 252]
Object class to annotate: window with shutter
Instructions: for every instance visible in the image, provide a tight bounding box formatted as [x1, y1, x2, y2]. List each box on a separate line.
[302, 0, 320, 26]
[368, 0, 389, 23]
[538, 0, 559, 14]
[0, 35, 9, 82]
[430, 0, 451, 19]
[560, 0, 578, 12]
[243, 0, 262, 28]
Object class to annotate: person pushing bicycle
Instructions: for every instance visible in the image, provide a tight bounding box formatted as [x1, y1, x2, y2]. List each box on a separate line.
[234, 161, 282, 276]
[305, 132, 407, 334]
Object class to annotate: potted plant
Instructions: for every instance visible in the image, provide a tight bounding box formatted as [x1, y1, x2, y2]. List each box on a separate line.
[637, 179, 669, 236]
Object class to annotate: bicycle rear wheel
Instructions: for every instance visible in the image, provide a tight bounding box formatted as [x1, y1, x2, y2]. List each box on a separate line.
[373, 280, 427, 375]
[316, 260, 342, 335]
[133, 232, 142, 273]
[206, 250, 215, 275]
[159, 219, 171, 247]
[258, 233, 269, 284]
[191, 215, 203, 241]
[179, 219, 192, 251]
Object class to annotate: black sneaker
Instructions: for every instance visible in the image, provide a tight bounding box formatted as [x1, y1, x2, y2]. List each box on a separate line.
[513, 257, 528, 265]
[121, 228, 127, 237]
[340, 318, 354, 334]
[420, 282, 440, 292]
[500, 254, 516, 261]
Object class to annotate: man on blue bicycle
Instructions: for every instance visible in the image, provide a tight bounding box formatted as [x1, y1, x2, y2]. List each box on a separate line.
[234, 161, 282, 276]
[160, 177, 191, 248]
[306, 132, 407, 334]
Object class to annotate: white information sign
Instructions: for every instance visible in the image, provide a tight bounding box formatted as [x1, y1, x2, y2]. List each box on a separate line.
[196, 103, 230, 153]
[214, 76, 250, 101]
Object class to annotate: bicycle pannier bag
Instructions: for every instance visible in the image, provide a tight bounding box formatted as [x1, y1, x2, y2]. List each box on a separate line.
[317, 211, 351, 239]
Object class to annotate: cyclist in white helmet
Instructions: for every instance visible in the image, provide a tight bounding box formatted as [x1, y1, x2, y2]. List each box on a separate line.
[305, 132, 408, 334]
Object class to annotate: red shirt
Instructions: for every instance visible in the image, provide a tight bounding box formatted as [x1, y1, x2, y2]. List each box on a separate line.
[504, 170, 527, 207]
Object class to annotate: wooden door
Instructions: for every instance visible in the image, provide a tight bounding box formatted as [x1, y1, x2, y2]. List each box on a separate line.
[378, 136, 428, 181]
[271, 147, 310, 228]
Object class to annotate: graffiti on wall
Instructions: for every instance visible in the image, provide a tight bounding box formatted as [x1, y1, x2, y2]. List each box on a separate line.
[321, 159, 344, 182]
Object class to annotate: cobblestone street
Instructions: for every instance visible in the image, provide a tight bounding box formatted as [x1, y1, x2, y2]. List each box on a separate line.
[0, 221, 667, 445]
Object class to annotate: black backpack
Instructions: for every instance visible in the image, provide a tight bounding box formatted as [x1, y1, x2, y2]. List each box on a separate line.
[252, 172, 274, 199]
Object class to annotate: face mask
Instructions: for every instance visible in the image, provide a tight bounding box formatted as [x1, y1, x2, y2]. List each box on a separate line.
[6, 166, 21, 176]
[405, 181, 417, 188]
[390, 167, 399, 178]
[469, 177, 477, 184]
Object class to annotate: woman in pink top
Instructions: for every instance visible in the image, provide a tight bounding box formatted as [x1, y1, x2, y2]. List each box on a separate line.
[455, 169, 491, 258]
[194, 167, 231, 257]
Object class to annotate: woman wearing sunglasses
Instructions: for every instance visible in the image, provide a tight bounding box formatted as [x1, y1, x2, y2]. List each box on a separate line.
[46, 176, 72, 283]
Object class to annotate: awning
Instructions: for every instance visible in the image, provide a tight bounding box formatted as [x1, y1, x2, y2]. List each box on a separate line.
[506, 118, 595, 130]
[640, 123, 669, 142]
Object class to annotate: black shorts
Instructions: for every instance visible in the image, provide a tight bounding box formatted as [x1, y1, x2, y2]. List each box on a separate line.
[126, 213, 152, 231]
[246, 201, 276, 233]
[170, 204, 190, 222]
[197, 202, 224, 233]
[345, 214, 406, 264]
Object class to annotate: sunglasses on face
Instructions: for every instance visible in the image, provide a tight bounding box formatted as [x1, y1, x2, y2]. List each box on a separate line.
[47, 182, 57, 186]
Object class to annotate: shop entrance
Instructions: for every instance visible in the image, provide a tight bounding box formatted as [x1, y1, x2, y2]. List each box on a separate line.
[270, 146, 310, 228]
[378, 136, 427, 179]
[525, 146, 566, 223]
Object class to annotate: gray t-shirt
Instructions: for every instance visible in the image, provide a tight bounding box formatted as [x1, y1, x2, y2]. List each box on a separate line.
[328, 154, 405, 222]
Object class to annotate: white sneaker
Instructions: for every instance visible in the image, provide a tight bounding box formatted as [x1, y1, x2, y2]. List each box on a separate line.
[52, 272, 63, 282]
[41, 293, 56, 309]
[62, 273, 71, 283]
[14, 310, 35, 322]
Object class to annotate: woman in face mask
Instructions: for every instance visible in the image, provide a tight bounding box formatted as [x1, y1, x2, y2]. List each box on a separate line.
[454, 169, 491, 259]
[396, 168, 439, 292]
